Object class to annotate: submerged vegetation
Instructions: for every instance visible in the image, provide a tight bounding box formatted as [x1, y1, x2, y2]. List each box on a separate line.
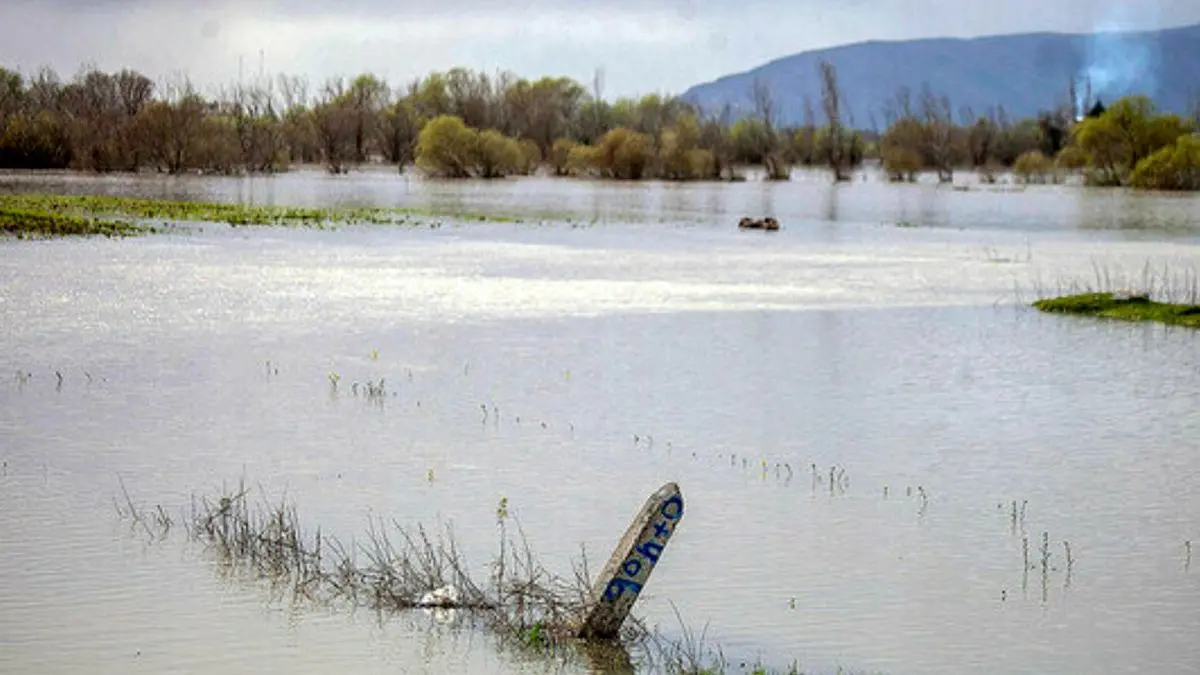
[115, 480, 819, 675]
[0, 192, 517, 237]
[120, 481, 620, 659]
[1034, 293, 1200, 328]
[0, 202, 152, 238]
[2, 61, 1196, 187]
[1030, 263, 1200, 328]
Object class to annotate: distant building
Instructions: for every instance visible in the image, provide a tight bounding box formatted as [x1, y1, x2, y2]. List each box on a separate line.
[1073, 99, 1106, 124]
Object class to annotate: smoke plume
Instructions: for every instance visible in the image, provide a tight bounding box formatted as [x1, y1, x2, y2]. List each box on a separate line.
[1076, 1, 1163, 116]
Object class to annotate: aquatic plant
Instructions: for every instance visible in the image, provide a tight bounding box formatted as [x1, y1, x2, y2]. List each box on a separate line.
[114, 477, 173, 541]
[1025, 261, 1199, 304]
[1033, 293, 1200, 328]
[0, 202, 154, 238]
[1063, 540, 1075, 589]
[1024, 261, 1200, 328]
[1001, 499, 1029, 535]
[113, 480, 835, 675]
[171, 481, 587, 632]
[0, 192, 520, 238]
[655, 603, 725, 675]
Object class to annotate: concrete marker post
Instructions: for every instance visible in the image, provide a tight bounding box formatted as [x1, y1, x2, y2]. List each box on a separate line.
[576, 481, 684, 640]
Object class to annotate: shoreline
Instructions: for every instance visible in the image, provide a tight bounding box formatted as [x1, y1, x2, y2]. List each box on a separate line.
[3, 161, 1077, 187]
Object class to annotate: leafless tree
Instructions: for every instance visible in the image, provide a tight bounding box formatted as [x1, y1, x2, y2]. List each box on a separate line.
[272, 74, 319, 164]
[115, 70, 153, 118]
[750, 76, 788, 179]
[136, 76, 206, 174]
[687, 101, 733, 179]
[920, 83, 955, 183]
[1067, 75, 1078, 119]
[818, 60, 848, 181]
[223, 77, 286, 172]
[348, 74, 388, 162]
[24, 68, 63, 113]
[750, 76, 775, 130]
[312, 77, 356, 173]
[277, 74, 310, 110]
[957, 105, 975, 128]
[0, 68, 24, 127]
[61, 67, 126, 171]
[794, 94, 818, 166]
[377, 96, 421, 170]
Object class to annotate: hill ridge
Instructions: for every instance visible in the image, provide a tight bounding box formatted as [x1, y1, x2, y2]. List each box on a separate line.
[682, 22, 1200, 127]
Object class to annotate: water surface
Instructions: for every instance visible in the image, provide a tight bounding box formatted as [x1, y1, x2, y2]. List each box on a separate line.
[2, 170, 1199, 675]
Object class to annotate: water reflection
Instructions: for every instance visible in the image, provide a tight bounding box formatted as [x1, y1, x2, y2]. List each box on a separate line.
[3, 168, 1199, 236]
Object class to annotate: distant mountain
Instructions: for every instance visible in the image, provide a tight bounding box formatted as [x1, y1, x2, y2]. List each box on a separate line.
[681, 23, 1200, 128]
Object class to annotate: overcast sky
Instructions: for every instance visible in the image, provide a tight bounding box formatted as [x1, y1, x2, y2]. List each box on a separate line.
[2, 0, 1198, 98]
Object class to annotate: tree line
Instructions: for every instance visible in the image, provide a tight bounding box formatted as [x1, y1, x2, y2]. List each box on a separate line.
[2, 62, 1198, 189]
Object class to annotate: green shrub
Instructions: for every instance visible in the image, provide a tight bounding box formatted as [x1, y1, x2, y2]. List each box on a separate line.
[1130, 134, 1200, 191]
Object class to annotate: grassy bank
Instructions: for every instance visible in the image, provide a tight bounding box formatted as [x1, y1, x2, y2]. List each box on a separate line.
[0, 193, 517, 238]
[1033, 293, 1200, 328]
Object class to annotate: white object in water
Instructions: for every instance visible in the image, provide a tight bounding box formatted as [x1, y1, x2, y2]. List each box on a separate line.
[417, 584, 461, 608]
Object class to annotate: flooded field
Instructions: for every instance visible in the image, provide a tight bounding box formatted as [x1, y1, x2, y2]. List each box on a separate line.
[2, 168, 1199, 675]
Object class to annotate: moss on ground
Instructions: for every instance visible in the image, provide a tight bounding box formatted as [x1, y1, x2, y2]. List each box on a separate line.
[1033, 292, 1200, 328]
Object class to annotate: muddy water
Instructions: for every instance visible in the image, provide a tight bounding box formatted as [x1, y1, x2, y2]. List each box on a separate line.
[2, 169, 1199, 675]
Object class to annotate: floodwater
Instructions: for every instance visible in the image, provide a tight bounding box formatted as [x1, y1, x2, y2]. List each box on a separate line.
[2, 167, 1199, 675]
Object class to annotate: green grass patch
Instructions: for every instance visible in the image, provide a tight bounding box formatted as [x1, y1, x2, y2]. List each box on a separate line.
[0, 205, 154, 238]
[1033, 292, 1200, 328]
[0, 192, 522, 238]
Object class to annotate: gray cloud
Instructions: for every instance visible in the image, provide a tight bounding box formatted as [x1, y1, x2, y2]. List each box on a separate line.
[2, 0, 1198, 97]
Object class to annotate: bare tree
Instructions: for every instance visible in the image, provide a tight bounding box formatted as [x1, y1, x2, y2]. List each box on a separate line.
[112, 69, 154, 170]
[377, 96, 421, 171]
[348, 74, 388, 162]
[488, 69, 516, 135]
[273, 74, 319, 164]
[895, 87, 913, 120]
[62, 67, 126, 171]
[957, 105, 975, 128]
[697, 102, 736, 179]
[136, 76, 206, 174]
[920, 83, 955, 183]
[24, 68, 63, 113]
[592, 66, 605, 130]
[818, 60, 848, 182]
[880, 101, 897, 128]
[277, 74, 310, 110]
[749, 77, 788, 179]
[750, 76, 775, 130]
[0, 67, 21, 117]
[312, 77, 356, 173]
[223, 76, 286, 173]
[796, 95, 818, 166]
[1067, 75, 1078, 119]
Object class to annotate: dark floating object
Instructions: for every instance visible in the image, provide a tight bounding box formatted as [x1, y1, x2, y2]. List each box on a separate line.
[738, 217, 780, 231]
